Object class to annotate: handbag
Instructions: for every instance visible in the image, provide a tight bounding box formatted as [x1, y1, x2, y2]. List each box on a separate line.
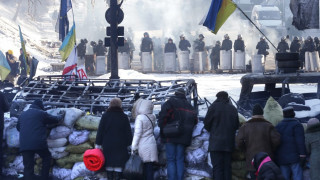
[162, 109, 182, 137]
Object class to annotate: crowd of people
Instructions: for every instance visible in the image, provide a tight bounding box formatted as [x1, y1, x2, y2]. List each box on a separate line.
[2, 87, 320, 180]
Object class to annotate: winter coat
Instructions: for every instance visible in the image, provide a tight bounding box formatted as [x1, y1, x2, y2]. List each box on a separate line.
[256, 41, 270, 55]
[164, 43, 177, 53]
[17, 104, 63, 152]
[305, 123, 320, 180]
[221, 39, 232, 51]
[131, 100, 158, 163]
[194, 39, 205, 52]
[6, 53, 19, 76]
[204, 97, 239, 152]
[141, 37, 153, 52]
[0, 92, 9, 131]
[236, 117, 281, 171]
[210, 45, 221, 62]
[253, 153, 285, 180]
[277, 41, 289, 53]
[290, 40, 301, 53]
[275, 118, 306, 165]
[179, 39, 191, 51]
[158, 94, 198, 146]
[118, 42, 130, 54]
[95, 107, 132, 168]
[77, 42, 87, 58]
[234, 39, 245, 52]
[95, 44, 107, 56]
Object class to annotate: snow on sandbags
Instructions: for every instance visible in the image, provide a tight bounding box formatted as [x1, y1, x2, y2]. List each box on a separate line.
[6, 126, 20, 148]
[49, 126, 72, 140]
[47, 138, 68, 148]
[295, 99, 320, 118]
[75, 115, 101, 130]
[71, 162, 94, 179]
[47, 108, 85, 128]
[49, 147, 69, 159]
[68, 130, 90, 145]
[9, 156, 24, 172]
[263, 97, 283, 126]
[65, 142, 93, 154]
[52, 167, 72, 180]
[89, 131, 97, 144]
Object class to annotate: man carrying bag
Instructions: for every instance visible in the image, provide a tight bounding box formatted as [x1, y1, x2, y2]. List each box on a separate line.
[158, 88, 198, 180]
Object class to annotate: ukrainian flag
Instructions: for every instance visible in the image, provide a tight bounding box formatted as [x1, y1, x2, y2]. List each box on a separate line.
[0, 50, 11, 80]
[19, 25, 29, 75]
[202, 0, 237, 34]
[59, 23, 76, 62]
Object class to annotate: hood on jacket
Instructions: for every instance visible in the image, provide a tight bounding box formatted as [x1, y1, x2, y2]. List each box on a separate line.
[137, 99, 154, 115]
[30, 99, 44, 110]
[252, 152, 269, 170]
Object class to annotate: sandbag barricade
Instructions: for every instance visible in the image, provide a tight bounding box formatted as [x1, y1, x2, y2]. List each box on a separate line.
[83, 149, 105, 171]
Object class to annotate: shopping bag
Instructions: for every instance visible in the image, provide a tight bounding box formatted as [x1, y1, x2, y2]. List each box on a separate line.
[123, 154, 143, 179]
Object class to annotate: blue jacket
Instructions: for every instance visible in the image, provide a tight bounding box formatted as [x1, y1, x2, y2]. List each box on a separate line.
[17, 104, 63, 152]
[275, 118, 306, 165]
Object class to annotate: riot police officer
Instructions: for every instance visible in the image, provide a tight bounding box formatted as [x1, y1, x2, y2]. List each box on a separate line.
[256, 37, 269, 56]
[290, 36, 301, 53]
[164, 38, 177, 54]
[210, 41, 221, 71]
[178, 35, 191, 52]
[277, 37, 289, 53]
[77, 39, 87, 59]
[234, 34, 245, 52]
[95, 39, 107, 56]
[194, 34, 205, 52]
[221, 34, 232, 51]
[118, 39, 130, 54]
[140, 32, 153, 53]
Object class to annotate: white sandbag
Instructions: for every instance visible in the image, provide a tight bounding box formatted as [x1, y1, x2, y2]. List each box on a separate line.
[6, 126, 20, 148]
[263, 97, 283, 126]
[71, 162, 94, 179]
[186, 148, 207, 164]
[201, 141, 209, 152]
[49, 147, 69, 159]
[238, 113, 247, 125]
[49, 126, 72, 140]
[68, 130, 90, 145]
[9, 156, 24, 171]
[192, 122, 204, 137]
[47, 138, 68, 148]
[186, 168, 211, 178]
[187, 137, 204, 151]
[52, 167, 72, 180]
[3, 117, 18, 140]
[47, 108, 85, 128]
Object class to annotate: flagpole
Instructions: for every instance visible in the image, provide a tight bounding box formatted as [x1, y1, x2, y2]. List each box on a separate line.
[235, 5, 278, 52]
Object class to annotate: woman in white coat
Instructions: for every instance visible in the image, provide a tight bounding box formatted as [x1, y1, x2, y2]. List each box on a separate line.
[131, 99, 158, 180]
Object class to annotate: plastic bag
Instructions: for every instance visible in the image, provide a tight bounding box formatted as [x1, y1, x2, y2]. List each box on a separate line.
[47, 108, 84, 128]
[47, 138, 68, 148]
[49, 126, 72, 140]
[6, 126, 20, 148]
[68, 130, 90, 145]
[123, 154, 143, 180]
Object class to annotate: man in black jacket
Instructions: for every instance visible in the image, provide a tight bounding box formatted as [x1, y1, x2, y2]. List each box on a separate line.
[178, 35, 191, 52]
[290, 36, 301, 53]
[0, 91, 9, 178]
[204, 91, 239, 180]
[277, 37, 290, 53]
[158, 88, 198, 180]
[210, 41, 221, 70]
[256, 37, 270, 56]
[221, 34, 232, 51]
[164, 38, 177, 54]
[140, 32, 153, 53]
[17, 100, 65, 180]
[234, 34, 245, 52]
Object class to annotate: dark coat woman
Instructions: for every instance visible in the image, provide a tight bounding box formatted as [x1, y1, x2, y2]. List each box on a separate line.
[95, 98, 132, 180]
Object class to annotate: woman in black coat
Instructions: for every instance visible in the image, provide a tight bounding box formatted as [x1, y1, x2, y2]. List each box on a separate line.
[96, 98, 133, 180]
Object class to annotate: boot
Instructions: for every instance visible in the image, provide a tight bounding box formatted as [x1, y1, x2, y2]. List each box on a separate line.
[114, 172, 123, 180]
[106, 171, 114, 180]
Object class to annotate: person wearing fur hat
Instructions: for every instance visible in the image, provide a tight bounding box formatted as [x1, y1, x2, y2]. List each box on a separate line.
[236, 104, 281, 180]
[305, 118, 320, 180]
[17, 100, 65, 180]
[158, 88, 198, 180]
[204, 91, 239, 180]
[252, 152, 285, 180]
[95, 98, 133, 180]
[275, 106, 306, 180]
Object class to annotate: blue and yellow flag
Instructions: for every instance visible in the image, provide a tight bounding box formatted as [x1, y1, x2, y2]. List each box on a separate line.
[19, 25, 29, 76]
[202, 0, 237, 34]
[0, 50, 11, 80]
[59, 24, 76, 62]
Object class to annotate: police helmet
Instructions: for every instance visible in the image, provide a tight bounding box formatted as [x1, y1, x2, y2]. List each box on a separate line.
[307, 36, 312, 41]
[144, 32, 149, 37]
[180, 34, 185, 39]
[237, 34, 242, 39]
[98, 39, 103, 44]
[80, 39, 84, 43]
[314, 37, 319, 42]
[168, 38, 173, 42]
[216, 41, 221, 45]
[199, 34, 204, 39]
[281, 36, 286, 41]
[84, 39, 88, 43]
[224, 34, 229, 39]
[293, 36, 299, 41]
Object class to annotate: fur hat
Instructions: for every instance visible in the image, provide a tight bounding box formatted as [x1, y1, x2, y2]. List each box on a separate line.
[216, 91, 228, 99]
[283, 106, 295, 118]
[175, 88, 186, 96]
[307, 118, 320, 127]
[109, 98, 122, 108]
[252, 104, 263, 116]
[33, 99, 44, 110]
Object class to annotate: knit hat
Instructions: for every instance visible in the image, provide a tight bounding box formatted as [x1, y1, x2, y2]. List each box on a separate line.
[109, 98, 122, 108]
[33, 99, 44, 110]
[216, 91, 228, 99]
[252, 104, 263, 116]
[175, 88, 186, 96]
[283, 106, 295, 118]
[307, 118, 320, 127]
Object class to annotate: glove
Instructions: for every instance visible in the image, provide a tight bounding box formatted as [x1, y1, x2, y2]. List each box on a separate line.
[300, 157, 306, 168]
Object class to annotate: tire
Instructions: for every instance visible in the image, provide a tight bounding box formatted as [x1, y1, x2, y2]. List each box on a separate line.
[276, 53, 299, 61]
[277, 61, 301, 68]
[278, 67, 299, 73]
